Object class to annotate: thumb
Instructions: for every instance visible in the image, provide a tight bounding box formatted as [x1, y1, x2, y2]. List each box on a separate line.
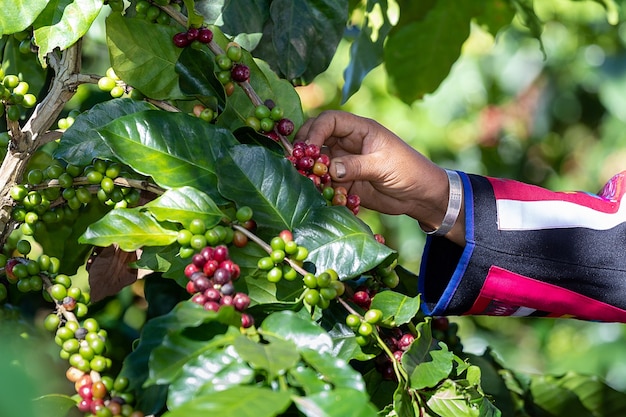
[330, 154, 379, 182]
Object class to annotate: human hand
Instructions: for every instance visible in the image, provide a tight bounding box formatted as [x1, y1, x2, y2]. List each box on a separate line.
[295, 110, 464, 244]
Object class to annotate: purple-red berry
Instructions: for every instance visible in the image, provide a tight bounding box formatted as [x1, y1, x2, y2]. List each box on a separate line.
[276, 118, 294, 136]
[231, 64, 250, 82]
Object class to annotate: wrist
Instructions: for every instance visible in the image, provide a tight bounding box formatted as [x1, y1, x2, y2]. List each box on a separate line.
[419, 169, 462, 236]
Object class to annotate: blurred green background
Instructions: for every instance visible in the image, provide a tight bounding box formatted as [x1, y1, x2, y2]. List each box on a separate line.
[296, 0, 626, 391]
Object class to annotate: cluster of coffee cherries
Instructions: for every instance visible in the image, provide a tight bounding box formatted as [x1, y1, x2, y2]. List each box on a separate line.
[301, 268, 345, 309]
[345, 307, 384, 346]
[68, 370, 144, 417]
[134, 0, 177, 25]
[58, 109, 81, 130]
[176, 209, 255, 259]
[172, 26, 215, 49]
[97, 68, 126, 99]
[375, 327, 416, 381]
[192, 103, 217, 123]
[245, 99, 295, 139]
[0, 69, 37, 122]
[256, 230, 308, 284]
[58, 324, 144, 416]
[183, 244, 254, 328]
[288, 141, 361, 215]
[11, 158, 141, 236]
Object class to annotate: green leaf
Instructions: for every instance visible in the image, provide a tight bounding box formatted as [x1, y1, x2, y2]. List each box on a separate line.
[106, 13, 184, 99]
[217, 144, 327, 233]
[528, 372, 626, 417]
[54, 98, 156, 166]
[163, 386, 292, 417]
[167, 347, 255, 409]
[288, 364, 330, 395]
[295, 205, 396, 279]
[233, 335, 300, 379]
[0, 0, 48, 35]
[33, 0, 104, 65]
[135, 244, 188, 285]
[300, 348, 367, 392]
[260, 310, 333, 353]
[292, 388, 378, 417]
[79, 208, 178, 251]
[149, 322, 239, 385]
[144, 187, 225, 230]
[203, 0, 269, 37]
[342, 0, 392, 103]
[425, 379, 484, 417]
[473, 0, 516, 37]
[176, 47, 226, 108]
[393, 379, 420, 417]
[32, 394, 76, 417]
[95, 110, 237, 201]
[255, 0, 349, 82]
[402, 323, 453, 390]
[555, 372, 626, 415]
[370, 291, 420, 327]
[320, 304, 374, 362]
[384, 0, 472, 103]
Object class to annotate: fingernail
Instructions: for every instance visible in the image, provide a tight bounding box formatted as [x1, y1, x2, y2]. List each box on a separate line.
[335, 162, 346, 179]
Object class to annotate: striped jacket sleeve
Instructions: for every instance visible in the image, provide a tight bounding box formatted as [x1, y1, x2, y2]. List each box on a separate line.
[418, 170, 626, 322]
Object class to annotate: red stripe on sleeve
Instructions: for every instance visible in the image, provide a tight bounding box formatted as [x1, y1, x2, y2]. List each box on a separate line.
[466, 266, 626, 322]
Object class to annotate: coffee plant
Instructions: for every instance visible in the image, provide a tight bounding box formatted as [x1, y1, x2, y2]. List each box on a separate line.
[1, 1, 625, 417]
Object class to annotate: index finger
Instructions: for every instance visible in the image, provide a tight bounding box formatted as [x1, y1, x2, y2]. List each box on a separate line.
[295, 110, 369, 150]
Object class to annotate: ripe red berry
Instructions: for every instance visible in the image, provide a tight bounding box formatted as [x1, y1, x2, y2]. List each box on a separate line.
[276, 118, 294, 136]
[398, 333, 415, 350]
[316, 154, 330, 166]
[296, 156, 314, 171]
[194, 275, 211, 292]
[305, 144, 320, 158]
[204, 301, 220, 312]
[352, 290, 371, 309]
[184, 263, 200, 278]
[197, 28, 213, 43]
[292, 147, 305, 160]
[204, 287, 221, 302]
[191, 253, 205, 268]
[213, 268, 231, 285]
[213, 245, 229, 262]
[186, 27, 199, 41]
[186, 280, 196, 294]
[191, 293, 207, 305]
[173, 32, 190, 48]
[231, 64, 250, 82]
[77, 399, 92, 412]
[233, 293, 250, 311]
[200, 246, 214, 261]
[220, 259, 240, 280]
[241, 313, 254, 328]
[346, 194, 360, 210]
[203, 259, 219, 277]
